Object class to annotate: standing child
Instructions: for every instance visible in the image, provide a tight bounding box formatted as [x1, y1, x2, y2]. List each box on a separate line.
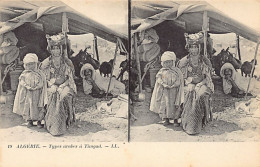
[13, 53, 47, 128]
[150, 51, 184, 126]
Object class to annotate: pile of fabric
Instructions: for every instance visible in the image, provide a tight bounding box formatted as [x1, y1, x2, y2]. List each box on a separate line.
[0, 31, 19, 65]
[137, 28, 161, 62]
[235, 96, 260, 118]
[96, 94, 128, 119]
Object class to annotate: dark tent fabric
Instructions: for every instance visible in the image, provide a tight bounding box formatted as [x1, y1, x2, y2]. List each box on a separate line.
[0, 0, 127, 44]
[132, 1, 260, 43]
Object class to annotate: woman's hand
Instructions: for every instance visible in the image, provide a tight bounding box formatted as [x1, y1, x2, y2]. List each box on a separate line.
[57, 81, 67, 93]
[185, 77, 193, 85]
[186, 84, 195, 91]
[196, 82, 203, 88]
[48, 78, 56, 86]
[49, 85, 58, 93]
[57, 87, 63, 94]
[59, 79, 68, 89]
[195, 82, 203, 92]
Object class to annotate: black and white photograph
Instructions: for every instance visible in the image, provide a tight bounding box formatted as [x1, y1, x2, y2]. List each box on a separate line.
[130, 0, 260, 142]
[0, 0, 260, 166]
[0, 0, 129, 142]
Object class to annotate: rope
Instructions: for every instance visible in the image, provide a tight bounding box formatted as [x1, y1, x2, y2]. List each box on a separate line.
[106, 39, 119, 98]
[1, 62, 16, 85]
[245, 41, 259, 97]
[140, 57, 158, 84]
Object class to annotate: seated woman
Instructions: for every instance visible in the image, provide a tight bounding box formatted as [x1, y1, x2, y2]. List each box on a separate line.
[177, 32, 214, 135]
[13, 53, 47, 128]
[40, 33, 77, 136]
[80, 63, 125, 97]
[220, 63, 253, 98]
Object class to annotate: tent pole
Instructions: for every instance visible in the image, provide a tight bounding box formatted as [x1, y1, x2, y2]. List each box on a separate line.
[0, 65, 2, 95]
[134, 33, 142, 92]
[94, 35, 100, 61]
[236, 34, 241, 61]
[93, 38, 95, 58]
[62, 12, 69, 57]
[245, 41, 259, 97]
[202, 11, 208, 58]
[106, 39, 119, 98]
[236, 34, 242, 75]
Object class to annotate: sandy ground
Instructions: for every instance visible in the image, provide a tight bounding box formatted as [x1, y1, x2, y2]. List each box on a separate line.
[0, 84, 128, 142]
[130, 77, 260, 142]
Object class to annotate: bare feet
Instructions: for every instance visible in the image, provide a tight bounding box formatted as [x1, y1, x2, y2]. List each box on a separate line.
[37, 121, 43, 128]
[173, 119, 180, 127]
[163, 118, 170, 126]
[27, 120, 33, 128]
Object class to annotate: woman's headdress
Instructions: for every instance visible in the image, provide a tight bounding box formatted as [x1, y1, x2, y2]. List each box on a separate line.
[46, 33, 66, 49]
[184, 32, 204, 48]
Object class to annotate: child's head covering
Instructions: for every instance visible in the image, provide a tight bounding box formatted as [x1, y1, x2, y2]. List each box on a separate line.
[161, 51, 176, 62]
[23, 53, 38, 64]
[80, 63, 95, 79]
[220, 63, 235, 78]
[220, 63, 238, 94]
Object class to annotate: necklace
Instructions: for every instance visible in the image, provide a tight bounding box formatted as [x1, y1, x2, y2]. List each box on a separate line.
[190, 57, 199, 67]
[191, 60, 199, 67]
[51, 58, 63, 78]
[187, 56, 202, 76]
[53, 63, 61, 69]
[53, 59, 61, 68]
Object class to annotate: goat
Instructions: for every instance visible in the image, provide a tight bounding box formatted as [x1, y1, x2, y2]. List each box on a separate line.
[99, 59, 114, 77]
[117, 59, 128, 81]
[241, 59, 257, 77]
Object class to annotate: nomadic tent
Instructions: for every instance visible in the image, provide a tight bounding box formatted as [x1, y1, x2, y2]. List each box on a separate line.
[132, 1, 260, 42]
[0, 0, 127, 43]
[131, 1, 260, 93]
[0, 0, 128, 94]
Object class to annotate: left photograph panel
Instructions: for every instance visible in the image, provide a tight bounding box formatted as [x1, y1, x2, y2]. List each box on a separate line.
[0, 0, 129, 142]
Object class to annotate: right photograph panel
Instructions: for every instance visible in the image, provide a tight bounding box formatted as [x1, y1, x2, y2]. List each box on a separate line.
[129, 0, 260, 142]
